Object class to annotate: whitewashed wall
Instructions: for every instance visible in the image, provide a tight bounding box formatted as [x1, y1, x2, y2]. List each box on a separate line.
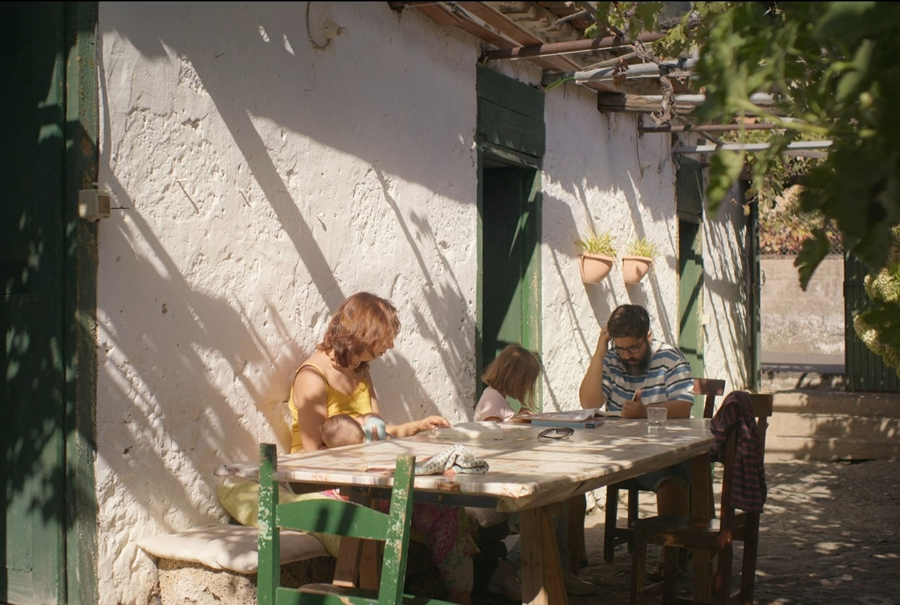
[700, 181, 751, 391]
[98, 3, 481, 602]
[97, 2, 748, 602]
[540, 83, 683, 410]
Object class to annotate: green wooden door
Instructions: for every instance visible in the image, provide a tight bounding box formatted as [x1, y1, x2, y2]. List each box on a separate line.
[678, 219, 705, 417]
[676, 157, 706, 417]
[476, 66, 543, 411]
[845, 253, 900, 392]
[480, 164, 541, 414]
[2, 4, 68, 602]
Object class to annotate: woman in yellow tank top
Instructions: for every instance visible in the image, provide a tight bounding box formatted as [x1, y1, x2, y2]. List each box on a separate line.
[289, 292, 449, 452]
[288, 292, 472, 604]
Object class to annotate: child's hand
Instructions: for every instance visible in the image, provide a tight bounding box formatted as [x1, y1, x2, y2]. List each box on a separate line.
[416, 415, 450, 431]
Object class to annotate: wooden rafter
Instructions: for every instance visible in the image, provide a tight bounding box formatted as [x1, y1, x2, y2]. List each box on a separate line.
[395, 1, 620, 90]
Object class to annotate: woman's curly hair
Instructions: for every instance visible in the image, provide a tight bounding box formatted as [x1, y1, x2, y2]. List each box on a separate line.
[318, 292, 401, 371]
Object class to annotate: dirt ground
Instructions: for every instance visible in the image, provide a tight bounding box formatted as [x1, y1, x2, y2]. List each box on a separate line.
[475, 458, 900, 605]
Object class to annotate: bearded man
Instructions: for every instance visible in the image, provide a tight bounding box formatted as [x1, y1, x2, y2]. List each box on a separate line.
[579, 304, 694, 517]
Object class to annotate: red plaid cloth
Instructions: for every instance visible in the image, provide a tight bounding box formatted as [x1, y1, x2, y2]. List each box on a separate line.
[708, 391, 767, 513]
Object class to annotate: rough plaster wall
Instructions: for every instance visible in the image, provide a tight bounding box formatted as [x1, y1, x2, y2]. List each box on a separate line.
[760, 255, 844, 355]
[97, 3, 478, 602]
[541, 84, 684, 411]
[95, 2, 749, 602]
[700, 180, 750, 391]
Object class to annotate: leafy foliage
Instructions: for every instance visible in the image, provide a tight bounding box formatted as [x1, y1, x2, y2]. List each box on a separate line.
[854, 261, 900, 378]
[759, 187, 843, 255]
[853, 226, 900, 376]
[592, 1, 900, 364]
[575, 225, 617, 256]
[625, 237, 660, 259]
[679, 2, 900, 285]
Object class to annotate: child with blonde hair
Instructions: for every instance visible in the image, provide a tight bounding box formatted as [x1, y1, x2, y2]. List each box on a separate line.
[472, 344, 597, 599]
[474, 344, 541, 422]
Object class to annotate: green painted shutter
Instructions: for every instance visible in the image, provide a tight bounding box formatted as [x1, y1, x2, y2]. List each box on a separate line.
[476, 66, 543, 411]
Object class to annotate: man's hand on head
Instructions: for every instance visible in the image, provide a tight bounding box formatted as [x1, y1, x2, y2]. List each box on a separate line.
[596, 325, 611, 356]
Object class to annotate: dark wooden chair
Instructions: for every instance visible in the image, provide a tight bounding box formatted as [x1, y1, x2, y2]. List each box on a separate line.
[603, 378, 727, 562]
[630, 392, 774, 605]
[256, 443, 454, 605]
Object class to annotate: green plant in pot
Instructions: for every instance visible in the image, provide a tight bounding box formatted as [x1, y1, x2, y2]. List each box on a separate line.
[622, 237, 659, 284]
[576, 226, 617, 284]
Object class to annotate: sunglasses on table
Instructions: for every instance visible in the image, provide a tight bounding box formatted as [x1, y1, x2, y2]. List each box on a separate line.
[538, 427, 574, 440]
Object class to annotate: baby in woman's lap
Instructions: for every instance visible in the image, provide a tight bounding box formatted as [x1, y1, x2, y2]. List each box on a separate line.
[320, 412, 388, 448]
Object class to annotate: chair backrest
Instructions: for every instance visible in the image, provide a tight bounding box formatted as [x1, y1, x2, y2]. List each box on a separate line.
[256, 443, 416, 605]
[748, 392, 774, 453]
[694, 378, 726, 418]
[715, 393, 774, 529]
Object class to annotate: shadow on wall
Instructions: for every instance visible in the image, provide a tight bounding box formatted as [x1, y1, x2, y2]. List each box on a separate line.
[96, 2, 481, 531]
[699, 197, 751, 390]
[102, 2, 476, 409]
[541, 191, 623, 409]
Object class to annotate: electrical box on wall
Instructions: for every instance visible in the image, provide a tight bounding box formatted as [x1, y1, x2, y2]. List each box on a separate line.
[79, 189, 112, 222]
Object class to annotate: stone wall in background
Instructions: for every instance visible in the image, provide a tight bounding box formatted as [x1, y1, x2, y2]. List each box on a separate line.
[761, 255, 844, 355]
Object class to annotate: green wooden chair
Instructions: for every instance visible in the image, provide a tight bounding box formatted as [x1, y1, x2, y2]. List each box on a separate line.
[256, 443, 454, 605]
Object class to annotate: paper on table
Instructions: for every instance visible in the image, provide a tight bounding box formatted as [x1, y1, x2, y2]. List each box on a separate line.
[512, 408, 604, 423]
[430, 421, 504, 440]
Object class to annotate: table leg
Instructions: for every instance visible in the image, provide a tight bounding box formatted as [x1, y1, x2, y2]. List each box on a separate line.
[690, 454, 713, 602]
[333, 537, 363, 587]
[519, 506, 568, 605]
[333, 489, 380, 589]
[359, 540, 381, 589]
[567, 495, 587, 574]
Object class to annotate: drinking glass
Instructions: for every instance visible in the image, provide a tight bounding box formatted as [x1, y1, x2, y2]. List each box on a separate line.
[647, 406, 667, 431]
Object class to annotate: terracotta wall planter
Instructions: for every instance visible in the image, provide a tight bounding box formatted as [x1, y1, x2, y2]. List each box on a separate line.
[621, 255, 653, 284]
[579, 253, 615, 284]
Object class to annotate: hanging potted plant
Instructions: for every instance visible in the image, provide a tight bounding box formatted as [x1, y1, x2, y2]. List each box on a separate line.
[621, 237, 659, 284]
[575, 226, 617, 284]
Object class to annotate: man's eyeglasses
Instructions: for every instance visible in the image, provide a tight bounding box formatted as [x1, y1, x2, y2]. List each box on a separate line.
[611, 335, 647, 357]
[538, 427, 574, 440]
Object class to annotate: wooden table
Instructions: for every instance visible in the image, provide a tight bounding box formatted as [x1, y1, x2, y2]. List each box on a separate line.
[217, 418, 714, 604]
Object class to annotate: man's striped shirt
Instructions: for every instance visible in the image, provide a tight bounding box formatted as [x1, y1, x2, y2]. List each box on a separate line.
[601, 340, 693, 412]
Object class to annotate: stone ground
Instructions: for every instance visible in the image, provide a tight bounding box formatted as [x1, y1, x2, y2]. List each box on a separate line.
[474, 459, 900, 605]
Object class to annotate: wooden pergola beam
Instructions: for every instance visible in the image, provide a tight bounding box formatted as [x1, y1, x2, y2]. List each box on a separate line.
[598, 93, 780, 115]
[481, 32, 664, 61]
[639, 123, 781, 133]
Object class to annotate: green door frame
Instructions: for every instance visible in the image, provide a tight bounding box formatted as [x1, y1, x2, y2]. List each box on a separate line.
[2, 3, 99, 603]
[64, 4, 100, 604]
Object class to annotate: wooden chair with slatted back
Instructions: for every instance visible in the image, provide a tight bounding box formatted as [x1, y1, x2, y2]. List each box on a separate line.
[630, 392, 775, 605]
[603, 378, 727, 563]
[256, 443, 454, 605]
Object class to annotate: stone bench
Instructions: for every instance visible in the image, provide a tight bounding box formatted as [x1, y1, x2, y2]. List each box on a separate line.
[137, 523, 334, 604]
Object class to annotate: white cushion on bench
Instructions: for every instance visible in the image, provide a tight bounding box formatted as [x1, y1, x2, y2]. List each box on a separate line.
[137, 523, 329, 574]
